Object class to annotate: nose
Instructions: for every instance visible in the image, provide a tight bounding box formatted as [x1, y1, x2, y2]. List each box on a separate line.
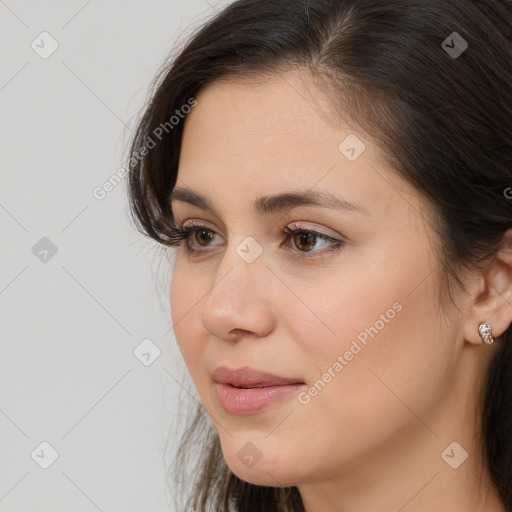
[199, 244, 276, 343]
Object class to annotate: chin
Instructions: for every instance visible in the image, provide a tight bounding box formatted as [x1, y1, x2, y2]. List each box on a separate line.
[221, 449, 302, 488]
[228, 463, 295, 487]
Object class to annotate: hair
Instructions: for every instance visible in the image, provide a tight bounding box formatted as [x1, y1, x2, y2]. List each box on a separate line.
[125, 0, 512, 510]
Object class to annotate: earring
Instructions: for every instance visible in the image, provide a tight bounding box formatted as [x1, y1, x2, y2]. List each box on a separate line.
[478, 321, 495, 345]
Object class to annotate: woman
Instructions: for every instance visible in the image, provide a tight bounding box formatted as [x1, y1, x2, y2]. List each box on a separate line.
[126, 0, 512, 510]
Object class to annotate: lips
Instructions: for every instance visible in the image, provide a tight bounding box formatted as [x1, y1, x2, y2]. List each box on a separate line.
[211, 365, 306, 415]
[211, 365, 304, 388]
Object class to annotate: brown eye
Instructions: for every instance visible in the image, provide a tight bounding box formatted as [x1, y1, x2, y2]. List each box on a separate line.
[292, 231, 317, 252]
[173, 221, 345, 260]
[193, 229, 215, 246]
[281, 224, 346, 260]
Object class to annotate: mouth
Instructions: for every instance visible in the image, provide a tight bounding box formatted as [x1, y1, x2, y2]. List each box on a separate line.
[210, 365, 305, 388]
[210, 365, 306, 415]
[213, 382, 306, 415]
[230, 384, 267, 389]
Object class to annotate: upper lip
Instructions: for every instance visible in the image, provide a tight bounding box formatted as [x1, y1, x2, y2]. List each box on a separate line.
[211, 365, 304, 388]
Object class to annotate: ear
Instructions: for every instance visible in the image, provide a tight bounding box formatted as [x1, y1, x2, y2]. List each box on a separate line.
[464, 228, 512, 345]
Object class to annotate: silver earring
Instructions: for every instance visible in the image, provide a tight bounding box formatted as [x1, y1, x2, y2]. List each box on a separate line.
[478, 321, 495, 345]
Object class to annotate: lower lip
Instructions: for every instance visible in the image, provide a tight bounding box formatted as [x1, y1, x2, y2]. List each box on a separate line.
[214, 383, 305, 415]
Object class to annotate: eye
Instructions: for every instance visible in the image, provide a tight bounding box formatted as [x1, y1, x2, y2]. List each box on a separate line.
[166, 220, 346, 259]
[189, 226, 218, 247]
[167, 221, 221, 250]
[280, 222, 345, 259]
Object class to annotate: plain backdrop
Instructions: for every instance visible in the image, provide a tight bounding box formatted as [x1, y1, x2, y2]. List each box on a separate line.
[0, 1, 232, 510]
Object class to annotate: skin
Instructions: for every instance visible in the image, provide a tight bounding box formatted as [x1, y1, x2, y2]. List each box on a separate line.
[169, 68, 512, 512]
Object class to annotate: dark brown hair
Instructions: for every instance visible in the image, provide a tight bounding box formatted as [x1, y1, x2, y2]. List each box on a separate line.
[126, 1, 512, 510]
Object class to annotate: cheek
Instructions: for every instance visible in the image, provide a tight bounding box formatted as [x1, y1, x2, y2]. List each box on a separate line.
[170, 264, 205, 379]
[296, 269, 447, 446]
[295, 253, 442, 389]
[284, 263, 404, 374]
[305, 238, 442, 370]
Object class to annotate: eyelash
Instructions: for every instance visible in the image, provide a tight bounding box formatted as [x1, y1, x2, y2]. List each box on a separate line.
[166, 221, 346, 260]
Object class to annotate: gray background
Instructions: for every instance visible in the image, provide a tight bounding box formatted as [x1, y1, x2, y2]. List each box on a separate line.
[0, 1, 231, 510]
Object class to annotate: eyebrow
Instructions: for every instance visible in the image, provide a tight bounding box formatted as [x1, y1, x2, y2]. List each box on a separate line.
[169, 187, 370, 216]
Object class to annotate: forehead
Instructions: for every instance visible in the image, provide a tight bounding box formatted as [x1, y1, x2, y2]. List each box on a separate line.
[180, 70, 345, 158]
[176, 69, 420, 221]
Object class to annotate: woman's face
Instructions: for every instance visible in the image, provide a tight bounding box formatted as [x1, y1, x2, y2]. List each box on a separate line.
[169, 69, 471, 489]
